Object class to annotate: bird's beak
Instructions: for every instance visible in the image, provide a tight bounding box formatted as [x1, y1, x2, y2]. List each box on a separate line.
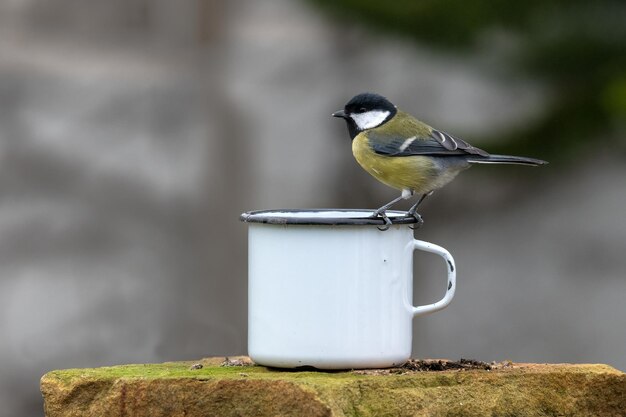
[332, 109, 347, 119]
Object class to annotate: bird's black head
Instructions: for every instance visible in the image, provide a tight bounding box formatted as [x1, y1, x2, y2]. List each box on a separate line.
[344, 93, 396, 115]
[332, 93, 397, 139]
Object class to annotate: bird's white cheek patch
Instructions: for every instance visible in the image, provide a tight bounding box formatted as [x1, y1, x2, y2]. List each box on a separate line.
[350, 110, 390, 130]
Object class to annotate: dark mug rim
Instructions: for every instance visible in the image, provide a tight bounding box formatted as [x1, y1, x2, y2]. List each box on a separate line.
[240, 209, 419, 226]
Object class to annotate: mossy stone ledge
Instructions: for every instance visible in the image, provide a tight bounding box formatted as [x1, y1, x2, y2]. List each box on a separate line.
[41, 356, 626, 417]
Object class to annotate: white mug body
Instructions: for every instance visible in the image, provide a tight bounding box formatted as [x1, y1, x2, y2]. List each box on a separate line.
[244, 210, 455, 369]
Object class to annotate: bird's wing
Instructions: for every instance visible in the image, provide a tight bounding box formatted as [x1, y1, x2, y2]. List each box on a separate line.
[368, 114, 489, 157]
[370, 129, 489, 157]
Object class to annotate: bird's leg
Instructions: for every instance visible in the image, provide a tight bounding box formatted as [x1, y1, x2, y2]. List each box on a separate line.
[406, 191, 433, 227]
[371, 189, 414, 231]
[371, 195, 405, 217]
[407, 193, 429, 216]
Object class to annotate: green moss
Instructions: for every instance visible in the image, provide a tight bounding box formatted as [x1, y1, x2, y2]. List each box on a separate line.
[44, 359, 482, 389]
[44, 359, 619, 386]
[46, 361, 260, 384]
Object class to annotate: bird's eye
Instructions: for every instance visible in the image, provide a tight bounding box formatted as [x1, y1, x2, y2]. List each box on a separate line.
[358, 107, 367, 113]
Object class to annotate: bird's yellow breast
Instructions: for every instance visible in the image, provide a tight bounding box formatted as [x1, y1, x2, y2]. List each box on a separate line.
[352, 133, 438, 194]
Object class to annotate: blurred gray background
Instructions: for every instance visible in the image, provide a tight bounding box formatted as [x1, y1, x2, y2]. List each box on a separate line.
[1, 1, 625, 416]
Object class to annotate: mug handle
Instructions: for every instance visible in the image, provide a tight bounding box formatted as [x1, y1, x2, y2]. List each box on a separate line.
[411, 239, 456, 317]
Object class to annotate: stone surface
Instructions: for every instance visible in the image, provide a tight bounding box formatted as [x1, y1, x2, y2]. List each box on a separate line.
[41, 357, 626, 417]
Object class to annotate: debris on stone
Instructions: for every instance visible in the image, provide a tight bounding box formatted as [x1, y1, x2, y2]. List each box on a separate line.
[221, 356, 253, 367]
[353, 358, 500, 375]
[404, 358, 492, 372]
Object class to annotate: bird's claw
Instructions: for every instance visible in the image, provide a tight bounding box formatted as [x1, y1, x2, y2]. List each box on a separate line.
[371, 210, 392, 231]
[408, 212, 424, 229]
[377, 215, 392, 231]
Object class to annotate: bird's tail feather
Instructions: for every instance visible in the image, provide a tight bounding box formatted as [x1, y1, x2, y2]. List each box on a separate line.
[467, 154, 547, 166]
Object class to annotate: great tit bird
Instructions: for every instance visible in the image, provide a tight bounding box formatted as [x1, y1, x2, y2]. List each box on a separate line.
[332, 93, 547, 229]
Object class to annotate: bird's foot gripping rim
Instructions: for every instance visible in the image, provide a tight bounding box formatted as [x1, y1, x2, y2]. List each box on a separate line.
[369, 210, 393, 231]
[408, 212, 424, 230]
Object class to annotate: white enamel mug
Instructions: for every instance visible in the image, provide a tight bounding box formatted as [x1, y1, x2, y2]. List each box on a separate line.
[240, 209, 456, 369]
